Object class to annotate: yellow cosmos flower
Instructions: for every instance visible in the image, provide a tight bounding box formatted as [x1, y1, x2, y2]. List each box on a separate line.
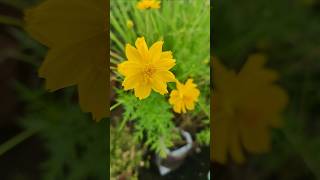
[25, 0, 108, 120]
[118, 37, 176, 100]
[212, 54, 288, 164]
[137, 0, 161, 10]
[169, 79, 200, 113]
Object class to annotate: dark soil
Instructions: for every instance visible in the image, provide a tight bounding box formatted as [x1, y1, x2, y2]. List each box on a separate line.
[139, 147, 210, 180]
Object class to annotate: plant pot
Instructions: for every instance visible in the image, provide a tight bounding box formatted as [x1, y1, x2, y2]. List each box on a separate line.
[155, 129, 193, 176]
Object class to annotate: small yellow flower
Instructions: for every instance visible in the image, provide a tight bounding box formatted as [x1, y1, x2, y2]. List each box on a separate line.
[118, 37, 176, 100]
[25, 0, 108, 121]
[137, 0, 160, 10]
[126, 20, 134, 29]
[212, 54, 288, 164]
[169, 79, 200, 113]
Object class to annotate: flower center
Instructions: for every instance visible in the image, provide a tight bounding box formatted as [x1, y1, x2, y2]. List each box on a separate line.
[142, 65, 156, 82]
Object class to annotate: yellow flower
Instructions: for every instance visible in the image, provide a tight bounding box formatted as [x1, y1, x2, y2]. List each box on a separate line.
[169, 79, 200, 113]
[212, 54, 288, 164]
[25, 0, 108, 121]
[118, 37, 176, 99]
[137, 0, 161, 10]
[126, 20, 134, 29]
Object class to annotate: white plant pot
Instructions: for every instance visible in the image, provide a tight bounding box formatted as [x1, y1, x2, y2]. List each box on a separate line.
[156, 129, 193, 176]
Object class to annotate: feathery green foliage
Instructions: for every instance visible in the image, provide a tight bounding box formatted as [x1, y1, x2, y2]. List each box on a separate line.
[16, 84, 107, 180]
[214, 0, 320, 178]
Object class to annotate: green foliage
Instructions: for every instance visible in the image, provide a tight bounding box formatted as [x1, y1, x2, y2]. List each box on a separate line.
[0, 0, 41, 9]
[214, 0, 320, 178]
[196, 128, 210, 146]
[110, 126, 146, 180]
[16, 84, 107, 180]
[196, 118, 210, 146]
[117, 90, 178, 157]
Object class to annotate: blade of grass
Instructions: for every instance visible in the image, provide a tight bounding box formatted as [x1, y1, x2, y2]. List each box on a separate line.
[0, 129, 37, 156]
[0, 15, 23, 27]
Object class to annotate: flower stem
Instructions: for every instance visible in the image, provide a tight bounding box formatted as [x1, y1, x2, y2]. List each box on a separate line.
[145, 12, 151, 38]
[0, 129, 37, 156]
[110, 102, 121, 111]
[118, 117, 129, 132]
[199, 100, 210, 118]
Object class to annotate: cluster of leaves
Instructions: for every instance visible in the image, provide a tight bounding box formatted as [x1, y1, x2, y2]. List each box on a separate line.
[16, 83, 107, 180]
[196, 128, 210, 146]
[110, 126, 146, 180]
[111, 0, 210, 158]
[196, 119, 210, 146]
[117, 90, 178, 157]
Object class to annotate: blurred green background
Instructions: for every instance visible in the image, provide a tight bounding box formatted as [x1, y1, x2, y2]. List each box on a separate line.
[0, 0, 107, 180]
[213, 0, 320, 179]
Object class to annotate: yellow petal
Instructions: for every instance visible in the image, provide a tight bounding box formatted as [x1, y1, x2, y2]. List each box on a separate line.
[173, 101, 182, 113]
[181, 103, 187, 113]
[39, 34, 105, 91]
[185, 79, 196, 88]
[185, 100, 195, 110]
[118, 61, 141, 76]
[154, 71, 175, 82]
[149, 40, 163, 62]
[122, 74, 141, 90]
[25, 0, 106, 47]
[212, 116, 229, 164]
[238, 54, 278, 84]
[39, 47, 82, 90]
[78, 67, 108, 121]
[151, 75, 168, 95]
[239, 123, 270, 154]
[134, 84, 151, 99]
[161, 51, 173, 59]
[213, 58, 237, 90]
[229, 125, 245, 164]
[156, 58, 176, 71]
[135, 37, 149, 61]
[25, 0, 108, 120]
[125, 44, 143, 63]
[150, 1, 160, 9]
[169, 90, 179, 104]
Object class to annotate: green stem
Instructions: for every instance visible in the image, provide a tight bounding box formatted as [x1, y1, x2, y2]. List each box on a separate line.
[145, 12, 151, 38]
[198, 100, 210, 118]
[0, 129, 37, 156]
[150, 11, 159, 35]
[110, 102, 121, 111]
[118, 117, 129, 132]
